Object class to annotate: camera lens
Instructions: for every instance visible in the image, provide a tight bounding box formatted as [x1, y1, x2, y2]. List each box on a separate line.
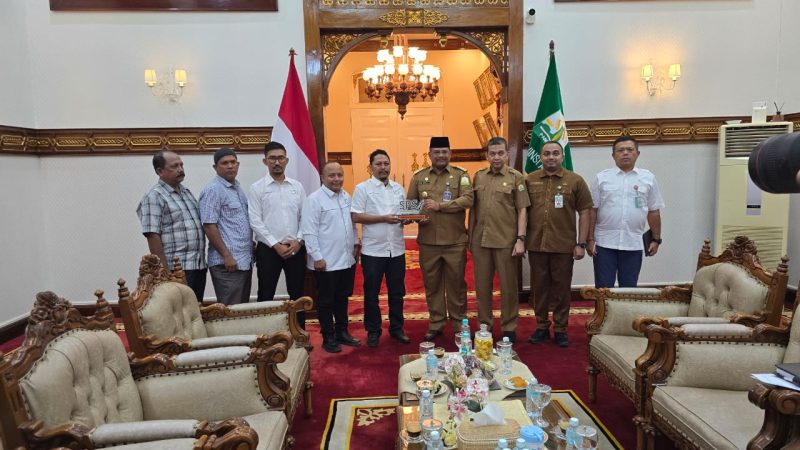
[748, 132, 800, 194]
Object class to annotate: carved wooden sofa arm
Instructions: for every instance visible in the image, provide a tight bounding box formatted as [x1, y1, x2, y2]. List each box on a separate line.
[748, 383, 800, 450]
[19, 418, 259, 450]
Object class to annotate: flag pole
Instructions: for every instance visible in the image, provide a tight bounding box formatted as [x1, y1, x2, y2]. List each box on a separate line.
[289, 48, 296, 57]
[549, 40, 554, 54]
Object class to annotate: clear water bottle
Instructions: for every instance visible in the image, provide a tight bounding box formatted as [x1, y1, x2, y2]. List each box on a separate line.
[494, 438, 509, 449]
[460, 330, 472, 356]
[525, 376, 539, 418]
[515, 437, 528, 449]
[425, 349, 438, 381]
[565, 417, 580, 449]
[427, 430, 444, 449]
[419, 389, 433, 423]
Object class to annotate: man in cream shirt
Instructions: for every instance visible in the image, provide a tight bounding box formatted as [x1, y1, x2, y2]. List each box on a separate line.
[351, 149, 410, 348]
[300, 162, 361, 353]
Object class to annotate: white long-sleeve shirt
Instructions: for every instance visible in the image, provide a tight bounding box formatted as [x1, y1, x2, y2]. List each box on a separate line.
[300, 185, 357, 271]
[248, 175, 306, 247]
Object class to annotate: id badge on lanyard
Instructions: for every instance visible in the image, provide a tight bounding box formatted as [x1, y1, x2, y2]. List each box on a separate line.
[554, 185, 564, 209]
[633, 185, 645, 208]
[443, 182, 452, 202]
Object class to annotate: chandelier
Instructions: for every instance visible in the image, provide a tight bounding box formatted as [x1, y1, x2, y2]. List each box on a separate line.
[362, 34, 441, 119]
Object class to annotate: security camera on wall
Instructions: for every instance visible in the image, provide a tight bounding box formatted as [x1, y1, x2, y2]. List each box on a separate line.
[526, 8, 536, 25]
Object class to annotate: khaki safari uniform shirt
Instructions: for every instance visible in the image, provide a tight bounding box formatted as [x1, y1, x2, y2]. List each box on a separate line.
[472, 166, 530, 248]
[526, 168, 593, 254]
[408, 165, 474, 245]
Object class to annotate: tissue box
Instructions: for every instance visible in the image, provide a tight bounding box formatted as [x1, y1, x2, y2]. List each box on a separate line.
[456, 418, 520, 450]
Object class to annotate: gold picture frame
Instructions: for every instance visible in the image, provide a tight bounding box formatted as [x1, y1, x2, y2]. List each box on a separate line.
[473, 77, 493, 110]
[483, 112, 500, 138]
[473, 118, 492, 148]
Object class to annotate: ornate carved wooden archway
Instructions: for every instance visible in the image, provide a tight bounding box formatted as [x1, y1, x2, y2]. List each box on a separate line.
[303, 0, 524, 168]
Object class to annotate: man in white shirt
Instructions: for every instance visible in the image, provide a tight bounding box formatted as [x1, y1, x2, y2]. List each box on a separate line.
[248, 142, 307, 327]
[300, 162, 361, 353]
[588, 136, 665, 287]
[351, 149, 410, 348]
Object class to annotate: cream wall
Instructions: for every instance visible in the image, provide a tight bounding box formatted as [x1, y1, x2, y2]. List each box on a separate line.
[1, 0, 800, 325]
[0, 1, 34, 127]
[524, 0, 799, 119]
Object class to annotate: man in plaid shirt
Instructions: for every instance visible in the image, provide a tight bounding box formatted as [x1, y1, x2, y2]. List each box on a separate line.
[137, 150, 207, 301]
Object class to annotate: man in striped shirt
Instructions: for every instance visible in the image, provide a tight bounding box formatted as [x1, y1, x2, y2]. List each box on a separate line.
[137, 150, 207, 301]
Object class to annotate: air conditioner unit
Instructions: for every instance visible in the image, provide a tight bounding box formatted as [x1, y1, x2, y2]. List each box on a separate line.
[715, 122, 793, 269]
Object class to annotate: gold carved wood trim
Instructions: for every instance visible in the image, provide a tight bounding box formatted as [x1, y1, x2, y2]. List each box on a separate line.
[521, 115, 785, 147]
[0, 125, 272, 155]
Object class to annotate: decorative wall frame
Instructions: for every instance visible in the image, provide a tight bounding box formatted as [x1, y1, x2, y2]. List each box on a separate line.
[484, 112, 500, 138]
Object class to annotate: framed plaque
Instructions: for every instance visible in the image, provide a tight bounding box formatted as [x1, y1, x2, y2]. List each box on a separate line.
[398, 199, 427, 221]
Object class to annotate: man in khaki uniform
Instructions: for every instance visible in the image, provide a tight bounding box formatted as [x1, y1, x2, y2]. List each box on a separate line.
[469, 137, 529, 343]
[408, 136, 474, 341]
[526, 140, 593, 348]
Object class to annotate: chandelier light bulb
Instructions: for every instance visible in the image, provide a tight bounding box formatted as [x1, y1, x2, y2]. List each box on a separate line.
[398, 63, 409, 75]
[385, 64, 395, 75]
[408, 46, 419, 59]
[415, 50, 427, 62]
[412, 64, 423, 75]
[393, 46, 403, 58]
[373, 65, 385, 76]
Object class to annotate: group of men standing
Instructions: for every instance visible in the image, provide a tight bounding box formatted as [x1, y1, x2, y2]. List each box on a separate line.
[136, 133, 663, 354]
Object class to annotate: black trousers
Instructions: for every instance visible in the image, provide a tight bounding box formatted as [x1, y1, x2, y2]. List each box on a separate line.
[255, 242, 306, 327]
[314, 265, 355, 338]
[361, 254, 405, 335]
[184, 269, 207, 303]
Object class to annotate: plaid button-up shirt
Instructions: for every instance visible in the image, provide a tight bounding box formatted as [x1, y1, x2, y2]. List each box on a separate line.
[137, 180, 206, 270]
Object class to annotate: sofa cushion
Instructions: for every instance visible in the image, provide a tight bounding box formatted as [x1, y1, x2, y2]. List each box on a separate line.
[688, 263, 768, 319]
[783, 309, 800, 363]
[652, 386, 762, 450]
[204, 310, 290, 337]
[138, 282, 207, 340]
[242, 411, 288, 450]
[600, 300, 687, 337]
[589, 335, 647, 392]
[19, 329, 143, 429]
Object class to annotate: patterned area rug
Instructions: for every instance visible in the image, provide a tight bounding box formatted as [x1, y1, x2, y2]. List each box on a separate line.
[320, 391, 622, 450]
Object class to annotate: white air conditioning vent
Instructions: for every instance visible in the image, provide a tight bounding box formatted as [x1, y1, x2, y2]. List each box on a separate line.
[719, 225, 786, 271]
[723, 123, 793, 158]
[715, 122, 793, 261]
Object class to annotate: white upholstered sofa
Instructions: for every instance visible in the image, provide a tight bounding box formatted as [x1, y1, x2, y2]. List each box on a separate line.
[635, 305, 799, 450]
[0, 290, 291, 450]
[118, 254, 314, 423]
[581, 236, 789, 417]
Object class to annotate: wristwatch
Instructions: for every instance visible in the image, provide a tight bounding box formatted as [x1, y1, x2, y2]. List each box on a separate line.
[516, 235, 526, 242]
[652, 238, 663, 245]
[577, 242, 588, 249]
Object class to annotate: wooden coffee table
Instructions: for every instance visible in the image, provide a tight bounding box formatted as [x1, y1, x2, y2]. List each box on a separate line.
[396, 354, 570, 449]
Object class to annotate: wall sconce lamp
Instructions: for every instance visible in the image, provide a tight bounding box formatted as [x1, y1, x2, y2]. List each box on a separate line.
[144, 68, 188, 102]
[641, 63, 681, 96]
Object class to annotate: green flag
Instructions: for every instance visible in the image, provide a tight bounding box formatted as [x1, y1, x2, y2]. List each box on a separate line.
[525, 44, 572, 173]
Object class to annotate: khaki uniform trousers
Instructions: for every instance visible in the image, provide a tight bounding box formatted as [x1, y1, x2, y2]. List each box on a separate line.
[419, 243, 467, 332]
[529, 251, 574, 333]
[471, 245, 519, 332]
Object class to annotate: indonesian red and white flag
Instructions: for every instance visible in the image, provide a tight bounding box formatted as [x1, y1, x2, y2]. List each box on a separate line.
[271, 50, 320, 193]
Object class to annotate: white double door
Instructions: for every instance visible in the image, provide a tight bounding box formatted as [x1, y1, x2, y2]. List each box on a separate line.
[350, 105, 443, 238]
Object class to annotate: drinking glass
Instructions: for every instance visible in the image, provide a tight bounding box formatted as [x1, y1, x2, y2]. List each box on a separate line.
[454, 333, 462, 351]
[420, 341, 434, 357]
[575, 425, 598, 449]
[530, 384, 552, 428]
[496, 340, 513, 375]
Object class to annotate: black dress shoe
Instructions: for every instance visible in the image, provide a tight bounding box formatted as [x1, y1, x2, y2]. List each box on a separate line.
[390, 331, 411, 344]
[502, 331, 517, 344]
[322, 341, 342, 353]
[554, 332, 570, 348]
[423, 329, 442, 341]
[336, 331, 362, 347]
[528, 329, 550, 344]
[367, 332, 380, 348]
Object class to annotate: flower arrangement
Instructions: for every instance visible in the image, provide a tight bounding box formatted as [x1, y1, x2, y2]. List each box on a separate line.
[442, 354, 490, 420]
